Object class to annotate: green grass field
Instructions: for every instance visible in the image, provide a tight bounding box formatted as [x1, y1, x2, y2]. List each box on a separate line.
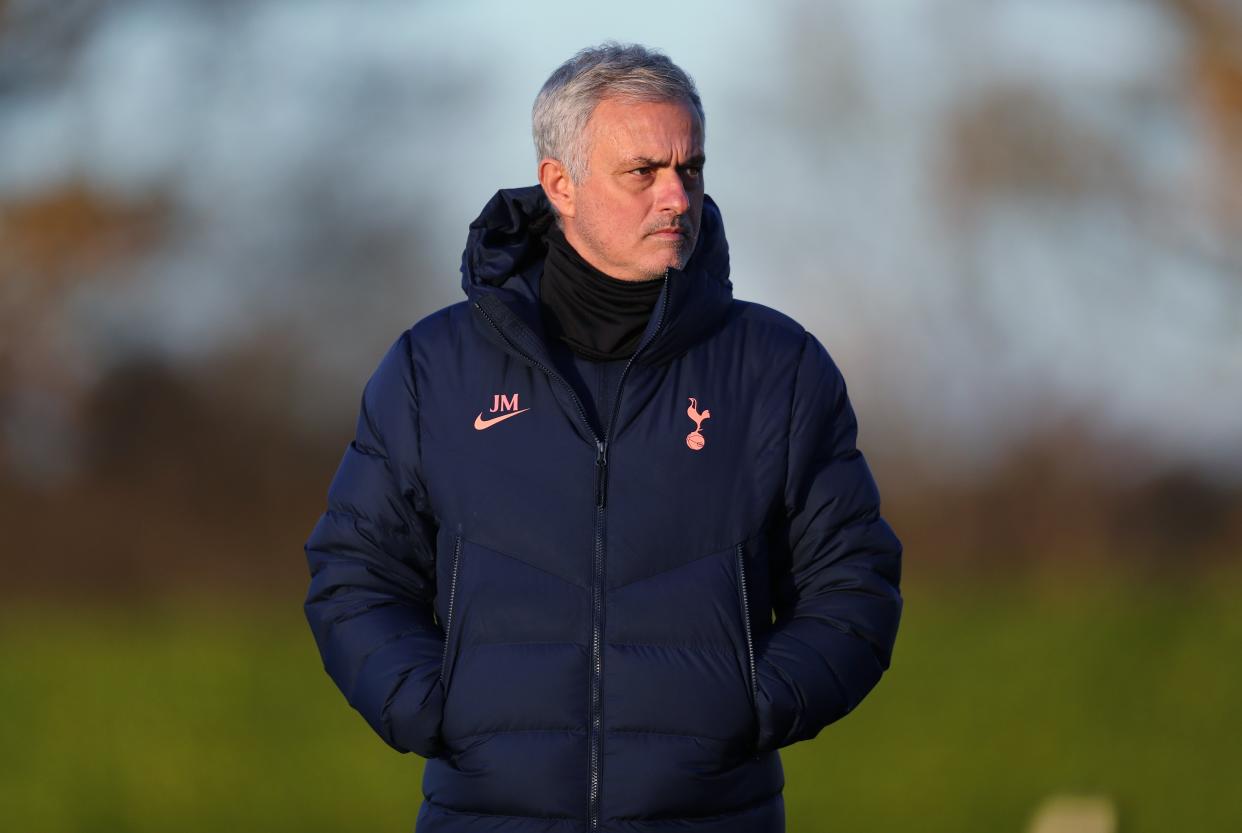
[3, 566, 1239, 832]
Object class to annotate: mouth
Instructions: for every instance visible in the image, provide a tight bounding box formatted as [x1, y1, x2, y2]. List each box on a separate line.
[648, 227, 688, 240]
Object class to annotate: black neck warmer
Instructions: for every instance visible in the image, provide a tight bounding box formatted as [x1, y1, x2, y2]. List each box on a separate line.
[539, 224, 664, 361]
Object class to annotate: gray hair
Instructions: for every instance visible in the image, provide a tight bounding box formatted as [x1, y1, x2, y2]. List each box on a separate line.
[532, 42, 704, 184]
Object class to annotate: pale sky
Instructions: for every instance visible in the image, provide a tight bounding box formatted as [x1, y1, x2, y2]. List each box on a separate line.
[1, 0, 1238, 485]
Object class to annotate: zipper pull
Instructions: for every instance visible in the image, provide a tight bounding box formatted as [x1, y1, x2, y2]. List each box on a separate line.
[594, 439, 607, 508]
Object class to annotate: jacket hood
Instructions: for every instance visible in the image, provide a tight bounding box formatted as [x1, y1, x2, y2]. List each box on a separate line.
[460, 184, 733, 367]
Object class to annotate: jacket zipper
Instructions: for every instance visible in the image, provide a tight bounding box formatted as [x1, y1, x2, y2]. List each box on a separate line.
[439, 532, 463, 688]
[586, 271, 669, 830]
[474, 273, 670, 830]
[735, 542, 757, 705]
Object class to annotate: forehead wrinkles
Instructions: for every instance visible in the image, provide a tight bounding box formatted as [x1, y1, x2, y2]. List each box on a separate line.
[586, 101, 703, 165]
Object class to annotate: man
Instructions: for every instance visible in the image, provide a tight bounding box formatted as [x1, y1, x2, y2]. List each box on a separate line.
[303, 42, 903, 833]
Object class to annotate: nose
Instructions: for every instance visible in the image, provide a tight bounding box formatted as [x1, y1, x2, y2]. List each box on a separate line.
[654, 168, 691, 216]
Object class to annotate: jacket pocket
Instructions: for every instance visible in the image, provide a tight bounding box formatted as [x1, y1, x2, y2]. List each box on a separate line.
[734, 539, 759, 754]
[438, 532, 464, 699]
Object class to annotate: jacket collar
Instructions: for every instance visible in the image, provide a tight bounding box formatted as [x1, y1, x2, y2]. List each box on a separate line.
[461, 184, 733, 368]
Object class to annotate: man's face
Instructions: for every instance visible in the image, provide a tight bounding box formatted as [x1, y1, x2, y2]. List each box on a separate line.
[559, 97, 705, 281]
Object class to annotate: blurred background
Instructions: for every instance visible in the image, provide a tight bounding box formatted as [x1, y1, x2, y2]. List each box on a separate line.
[1, 0, 1239, 831]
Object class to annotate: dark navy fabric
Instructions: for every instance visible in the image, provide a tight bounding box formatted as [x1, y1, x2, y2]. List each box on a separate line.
[302, 185, 904, 832]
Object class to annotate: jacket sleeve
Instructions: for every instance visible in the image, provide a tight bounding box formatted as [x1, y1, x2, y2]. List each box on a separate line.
[302, 329, 446, 758]
[753, 330, 904, 754]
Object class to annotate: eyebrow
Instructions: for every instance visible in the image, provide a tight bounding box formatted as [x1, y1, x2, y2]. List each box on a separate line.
[622, 153, 707, 168]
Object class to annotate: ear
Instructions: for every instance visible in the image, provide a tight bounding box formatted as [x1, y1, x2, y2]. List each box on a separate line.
[538, 158, 576, 220]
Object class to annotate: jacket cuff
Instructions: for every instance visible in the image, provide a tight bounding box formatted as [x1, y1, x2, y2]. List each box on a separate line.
[384, 665, 448, 759]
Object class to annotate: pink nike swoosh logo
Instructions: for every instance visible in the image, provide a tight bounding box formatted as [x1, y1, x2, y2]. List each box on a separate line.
[474, 408, 530, 430]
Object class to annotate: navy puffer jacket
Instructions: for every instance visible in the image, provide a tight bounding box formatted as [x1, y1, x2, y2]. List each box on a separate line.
[303, 185, 903, 832]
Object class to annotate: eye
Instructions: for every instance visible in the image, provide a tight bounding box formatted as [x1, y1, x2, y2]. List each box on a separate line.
[630, 166, 653, 177]
[682, 165, 703, 179]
